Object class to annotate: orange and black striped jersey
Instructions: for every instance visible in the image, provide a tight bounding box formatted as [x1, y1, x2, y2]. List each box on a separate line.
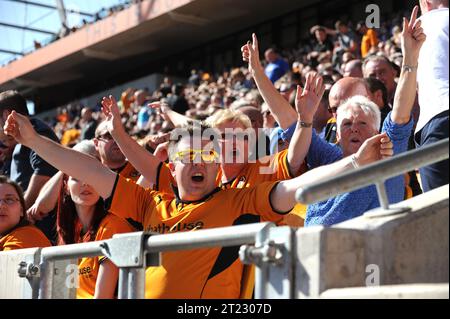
[76, 213, 134, 299]
[115, 161, 140, 182]
[0, 225, 51, 251]
[106, 174, 288, 298]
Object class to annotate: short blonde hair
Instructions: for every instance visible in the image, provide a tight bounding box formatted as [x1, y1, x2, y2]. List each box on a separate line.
[336, 95, 381, 131]
[205, 108, 252, 129]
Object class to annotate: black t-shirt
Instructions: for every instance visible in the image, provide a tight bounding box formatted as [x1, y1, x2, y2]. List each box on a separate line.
[167, 95, 190, 115]
[10, 117, 59, 191]
[313, 38, 334, 53]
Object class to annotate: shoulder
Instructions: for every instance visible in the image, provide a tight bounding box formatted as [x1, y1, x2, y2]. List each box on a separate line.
[96, 214, 134, 239]
[2, 225, 51, 250]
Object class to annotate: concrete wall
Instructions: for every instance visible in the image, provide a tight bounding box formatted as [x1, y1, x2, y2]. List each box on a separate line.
[296, 185, 449, 298]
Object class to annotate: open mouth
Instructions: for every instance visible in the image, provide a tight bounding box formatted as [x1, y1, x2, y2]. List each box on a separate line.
[80, 191, 92, 196]
[191, 173, 205, 183]
[350, 138, 361, 144]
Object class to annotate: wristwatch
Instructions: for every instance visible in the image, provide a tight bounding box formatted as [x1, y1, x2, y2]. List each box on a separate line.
[403, 64, 418, 72]
[299, 121, 313, 128]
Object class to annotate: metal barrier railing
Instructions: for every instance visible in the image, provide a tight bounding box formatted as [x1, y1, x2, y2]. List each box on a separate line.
[16, 222, 280, 299]
[296, 138, 449, 211]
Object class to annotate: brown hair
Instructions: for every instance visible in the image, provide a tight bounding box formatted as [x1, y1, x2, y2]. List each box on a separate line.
[0, 175, 30, 235]
[56, 174, 107, 245]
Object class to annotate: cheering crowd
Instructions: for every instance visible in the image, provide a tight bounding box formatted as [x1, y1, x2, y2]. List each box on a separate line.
[0, 2, 448, 299]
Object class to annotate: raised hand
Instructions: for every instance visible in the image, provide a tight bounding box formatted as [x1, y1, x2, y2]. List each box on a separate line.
[401, 5, 426, 61]
[101, 95, 123, 134]
[3, 111, 37, 147]
[241, 33, 263, 75]
[355, 132, 394, 166]
[295, 72, 326, 123]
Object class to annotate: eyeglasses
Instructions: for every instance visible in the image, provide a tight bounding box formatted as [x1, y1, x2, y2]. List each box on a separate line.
[96, 132, 113, 142]
[172, 149, 219, 163]
[0, 197, 20, 206]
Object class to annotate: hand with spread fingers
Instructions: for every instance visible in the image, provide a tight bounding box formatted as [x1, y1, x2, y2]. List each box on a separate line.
[295, 72, 326, 123]
[101, 95, 123, 135]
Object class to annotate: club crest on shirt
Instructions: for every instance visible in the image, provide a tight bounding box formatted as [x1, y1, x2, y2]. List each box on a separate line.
[236, 176, 246, 188]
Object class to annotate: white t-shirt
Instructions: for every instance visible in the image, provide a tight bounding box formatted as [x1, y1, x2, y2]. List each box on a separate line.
[416, 8, 449, 134]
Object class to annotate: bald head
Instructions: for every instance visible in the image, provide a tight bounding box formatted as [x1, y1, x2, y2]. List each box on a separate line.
[343, 60, 363, 78]
[328, 77, 370, 117]
[264, 49, 277, 63]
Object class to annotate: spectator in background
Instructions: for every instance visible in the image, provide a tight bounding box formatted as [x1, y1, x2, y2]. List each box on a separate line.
[160, 77, 173, 97]
[357, 21, 379, 58]
[416, 0, 449, 191]
[310, 25, 334, 54]
[167, 83, 190, 115]
[0, 90, 59, 242]
[364, 77, 391, 126]
[135, 90, 153, 131]
[264, 48, 290, 83]
[343, 59, 363, 77]
[363, 55, 398, 105]
[0, 136, 16, 176]
[0, 176, 50, 251]
[79, 107, 98, 141]
[334, 21, 358, 54]
[93, 121, 140, 183]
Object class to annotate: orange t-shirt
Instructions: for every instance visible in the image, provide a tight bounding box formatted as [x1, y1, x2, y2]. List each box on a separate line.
[0, 225, 51, 251]
[107, 175, 287, 299]
[115, 161, 141, 182]
[76, 213, 134, 299]
[361, 29, 379, 58]
[155, 149, 307, 225]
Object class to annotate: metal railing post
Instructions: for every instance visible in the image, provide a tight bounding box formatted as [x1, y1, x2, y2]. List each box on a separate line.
[118, 268, 129, 299]
[38, 260, 54, 299]
[375, 182, 390, 210]
[128, 268, 145, 299]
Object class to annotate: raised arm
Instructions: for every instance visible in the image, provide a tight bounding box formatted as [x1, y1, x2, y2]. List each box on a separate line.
[101, 96, 163, 185]
[241, 34, 297, 130]
[27, 171, 63, 223]
[4, 111, 115, 199]
[270, 133, 393, 212]
[151, 102, 195, 127]
[391, 6, 426, 124]
[287, 72, 326, 175]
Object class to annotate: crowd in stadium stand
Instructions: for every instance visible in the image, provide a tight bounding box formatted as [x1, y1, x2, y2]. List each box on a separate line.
[0, 2, 448, 299]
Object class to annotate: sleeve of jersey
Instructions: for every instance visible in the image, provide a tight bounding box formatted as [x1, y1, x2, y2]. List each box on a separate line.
[274, 149, 306, 179]
[106, 175, 158, 224]
[96, 216, 134, 264]
[155, 162, 175, 193]
[232, 182, 287, 223]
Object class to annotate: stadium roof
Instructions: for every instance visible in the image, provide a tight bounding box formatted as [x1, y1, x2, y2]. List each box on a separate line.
[0, 0, 323, 111]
